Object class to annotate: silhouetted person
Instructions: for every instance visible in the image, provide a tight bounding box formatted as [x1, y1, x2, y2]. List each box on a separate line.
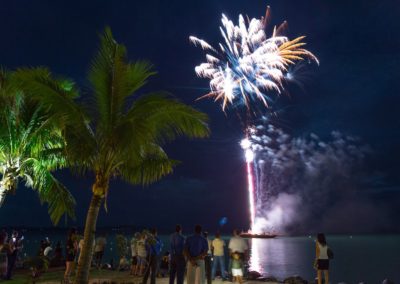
[64, 228, 78, 284]
[184, 225, 208, 284]
[6, 230, 22, 280]
[314, 233, 330, 284]
[169, 225, 186, 284]
[94, 234, 107, 269]
[143, 228, 162, 284]
[50, 241, 64, 267]
[0, 232, 12, 279]
[203, 231, 212, 284]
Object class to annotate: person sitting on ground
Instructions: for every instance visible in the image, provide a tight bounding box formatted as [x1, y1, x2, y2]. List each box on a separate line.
[119, 256, 130, 271]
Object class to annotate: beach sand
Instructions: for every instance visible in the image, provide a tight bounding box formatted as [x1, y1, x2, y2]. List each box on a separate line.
[7, 268, 281, 284]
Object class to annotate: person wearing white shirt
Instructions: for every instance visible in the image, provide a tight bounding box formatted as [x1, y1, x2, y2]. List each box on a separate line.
[228, 230, 248, 255]
[43, 246, 53, 257]
[94, 235, 107, 269]
[228, 229, 248, 277]
[135, 233, 147, 276]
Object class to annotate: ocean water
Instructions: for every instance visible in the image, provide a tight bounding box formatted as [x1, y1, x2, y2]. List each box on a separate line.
[15, 230, 400, 283]
[247, 235, 400, 283]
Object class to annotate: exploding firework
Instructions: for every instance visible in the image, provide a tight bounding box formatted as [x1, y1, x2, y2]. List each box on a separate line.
[190, 6, 318, 111]
[190, 6, 318, 234]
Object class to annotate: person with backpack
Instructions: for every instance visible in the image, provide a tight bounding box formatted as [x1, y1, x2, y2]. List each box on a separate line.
[314, 233, 333, 284]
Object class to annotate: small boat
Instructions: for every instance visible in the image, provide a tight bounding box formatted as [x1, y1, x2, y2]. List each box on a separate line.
[239, 232, 277, 239]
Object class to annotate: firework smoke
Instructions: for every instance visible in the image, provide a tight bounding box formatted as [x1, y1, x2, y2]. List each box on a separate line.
[246, 124, 374, 234]
[190, 6, 319, 233]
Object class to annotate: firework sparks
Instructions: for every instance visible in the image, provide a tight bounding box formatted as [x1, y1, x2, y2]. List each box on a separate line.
[190, 6, 318, 111]
[241, 138, 256, 229]
[190, 6, 319, 235]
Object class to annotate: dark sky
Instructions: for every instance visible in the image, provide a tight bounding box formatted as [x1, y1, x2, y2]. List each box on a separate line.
[0, 0, 399, 234]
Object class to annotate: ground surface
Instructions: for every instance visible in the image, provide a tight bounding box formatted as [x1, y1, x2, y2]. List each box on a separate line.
[3, 269, 279, 284]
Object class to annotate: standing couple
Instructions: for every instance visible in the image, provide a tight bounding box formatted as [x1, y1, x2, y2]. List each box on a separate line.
[169, 224, 207, 284]
[169, 225, 208, 284]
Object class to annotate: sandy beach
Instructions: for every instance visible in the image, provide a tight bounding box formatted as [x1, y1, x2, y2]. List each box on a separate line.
[5, 267, 291, 284]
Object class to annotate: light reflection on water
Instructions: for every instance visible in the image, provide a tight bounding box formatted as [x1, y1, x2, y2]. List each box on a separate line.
[247, 235, 400, 283]
[249, 237, 304, 278]
[248, 238, 261, 272]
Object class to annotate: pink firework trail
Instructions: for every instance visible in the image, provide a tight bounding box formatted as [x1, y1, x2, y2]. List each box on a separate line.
[190, 5, 318, 234]
[241, 138, 257, 231]
[246, 160, 256, 230]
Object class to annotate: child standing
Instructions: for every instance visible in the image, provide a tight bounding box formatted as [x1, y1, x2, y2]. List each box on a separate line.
[231, 252, 243, 284]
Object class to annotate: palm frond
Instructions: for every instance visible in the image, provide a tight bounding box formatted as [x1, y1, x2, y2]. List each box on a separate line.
[0, 67, 20, 103]
[24, 158, 75, 224]
[89, 27, 127, 132]
[89, 28, 157, 135]
[125, 92, 210, 145]
[14, 67, 96, 164]
[125, 61, 156, 97]
[0, 70, 76, 224]
[37, 173, 76, 224]
[119, 143, 179, 186]
[14, 68, 84, 125]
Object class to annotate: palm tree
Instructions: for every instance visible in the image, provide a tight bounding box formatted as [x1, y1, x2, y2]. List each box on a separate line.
[16, 27, 209, 284]
[0, 69, 75, 224]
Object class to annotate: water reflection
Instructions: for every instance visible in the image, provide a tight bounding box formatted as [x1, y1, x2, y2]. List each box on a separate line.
[249, 238, 262, 273]
[248, 237, 306, 278]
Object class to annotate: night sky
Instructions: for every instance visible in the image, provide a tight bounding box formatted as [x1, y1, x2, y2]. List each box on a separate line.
[0, 0, 399, 234]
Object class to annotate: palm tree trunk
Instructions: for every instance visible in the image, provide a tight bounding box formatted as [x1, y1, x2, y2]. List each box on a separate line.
[0, 185, 6, 207]
[74, 193, 103, 284]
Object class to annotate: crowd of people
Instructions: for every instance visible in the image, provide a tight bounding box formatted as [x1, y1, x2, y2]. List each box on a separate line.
[0, 227, 331, 284]
[128, 225, 249, 284]
[60, 225, 249, 284]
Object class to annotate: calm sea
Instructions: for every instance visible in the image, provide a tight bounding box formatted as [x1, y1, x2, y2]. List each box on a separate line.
[15, 230, 400, 283]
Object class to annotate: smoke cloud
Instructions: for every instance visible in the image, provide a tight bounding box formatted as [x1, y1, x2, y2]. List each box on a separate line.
[249, 124, 391, 234]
